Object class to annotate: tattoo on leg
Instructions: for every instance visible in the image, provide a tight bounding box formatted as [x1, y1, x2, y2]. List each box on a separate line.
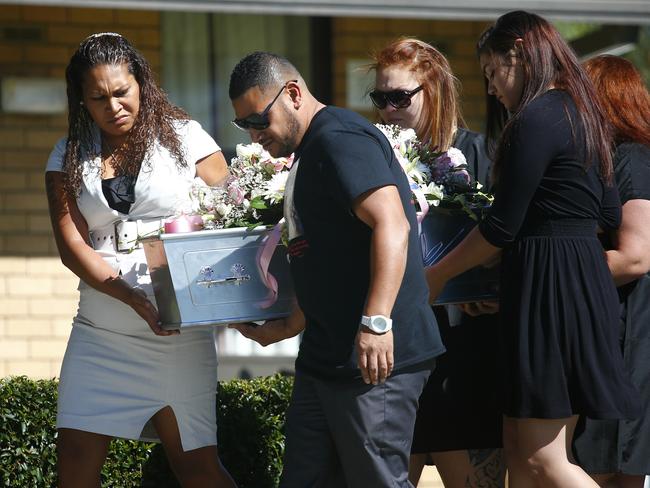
[464, 449, 506, 488]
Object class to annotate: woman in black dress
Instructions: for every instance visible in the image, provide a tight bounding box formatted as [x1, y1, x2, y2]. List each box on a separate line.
[572, 55, 650, 488]
[426, 11, 640, 487]
[370, 38, 504, 488]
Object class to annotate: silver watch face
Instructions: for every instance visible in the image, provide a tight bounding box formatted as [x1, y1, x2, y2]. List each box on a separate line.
[371, 316, 388, 332]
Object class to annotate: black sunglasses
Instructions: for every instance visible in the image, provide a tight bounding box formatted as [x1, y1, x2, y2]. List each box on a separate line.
[369, 85, 424, 109]
[232, 80, 297, 131]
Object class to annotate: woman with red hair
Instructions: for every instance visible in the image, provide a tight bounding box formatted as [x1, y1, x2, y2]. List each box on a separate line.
[369, 38, 505, 488]
[426, 11, 640, 487]
[572, 55, 650, 488]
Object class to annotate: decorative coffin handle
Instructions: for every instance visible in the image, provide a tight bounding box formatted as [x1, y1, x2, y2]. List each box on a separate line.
[196, 264, 250, 288]
[197, 275, 251, 287]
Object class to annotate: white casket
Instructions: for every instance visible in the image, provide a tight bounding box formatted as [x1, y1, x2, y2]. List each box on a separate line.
[142, 226, 294, 329]
[420, 207, 499, 305]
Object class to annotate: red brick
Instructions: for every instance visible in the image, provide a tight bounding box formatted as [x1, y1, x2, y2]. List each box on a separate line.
[133, 28, 160, 49]
[25, 46, 69, 65]
[0, 171, 27, 190]
[0, 150, 51, 169]
[27, 171, 46, 190]
[0, 214, 27, 232]
[0, 129, 25, 149]
[4, 234, 51, 254]
[431, 21, 475, 38]
[140, 48, 160, 67]
[385, 19, 432, 36]
[26, 130, 65, 150]
[0, 114, 53, 128]
[0, 46, 24, 63]
[4, 192, 48, 211]
[28, 214, 52, 233]
[66, 7, 114, 24]
[23, 6, 67, 23]
[0, 5, 21, 21]
[115, 9, 159, 27]
[339, 17, 385, 34]
[46, 25, 97, 46]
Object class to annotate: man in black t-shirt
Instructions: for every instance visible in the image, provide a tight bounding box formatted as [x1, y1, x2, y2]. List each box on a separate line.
[228, 52, 444, 487]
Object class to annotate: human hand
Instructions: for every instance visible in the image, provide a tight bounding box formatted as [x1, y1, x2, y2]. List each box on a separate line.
[425, 265, 449, 304]
[228, 318, 300, 347]
[356, 328, 394, 385]
[128, 288, 179, 336]
[457, 300, 499, 316]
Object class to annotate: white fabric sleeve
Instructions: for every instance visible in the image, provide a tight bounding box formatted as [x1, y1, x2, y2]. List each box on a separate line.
[181, 120, 221, 165]
[45, 137, 68, 173]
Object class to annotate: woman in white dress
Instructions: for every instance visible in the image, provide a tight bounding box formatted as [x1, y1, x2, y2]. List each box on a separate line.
[45, 33, 236, 487]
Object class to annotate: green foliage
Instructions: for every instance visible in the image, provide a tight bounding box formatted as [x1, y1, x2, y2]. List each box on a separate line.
[0, 377, 154, 488]
[552, 21, 600, 41]
[0, 377, 57, 487]
[141, 374, 294, 488]
[216, 375, 293, 487]
[0, 375, 293, 488]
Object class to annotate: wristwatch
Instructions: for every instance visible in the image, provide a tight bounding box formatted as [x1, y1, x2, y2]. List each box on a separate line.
[360, 314, 393, 334]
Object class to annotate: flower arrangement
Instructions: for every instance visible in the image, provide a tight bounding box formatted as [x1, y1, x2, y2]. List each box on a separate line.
[169, 124, 492, 233]
[179, 143, 293, 230]
[375, 124, 493, 220]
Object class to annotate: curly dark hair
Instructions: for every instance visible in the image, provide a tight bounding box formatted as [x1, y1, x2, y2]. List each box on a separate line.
[63, 32, 189, 196]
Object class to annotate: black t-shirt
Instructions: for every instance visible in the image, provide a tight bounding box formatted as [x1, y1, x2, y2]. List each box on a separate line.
[479, 90, 621, 248]
[613, 142, 650, 301]
[614, 142, 650, 204]
[285, 106, 445, 379]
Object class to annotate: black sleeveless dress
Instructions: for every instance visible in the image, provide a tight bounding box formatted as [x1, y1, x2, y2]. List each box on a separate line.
[478, 90, 639, 419]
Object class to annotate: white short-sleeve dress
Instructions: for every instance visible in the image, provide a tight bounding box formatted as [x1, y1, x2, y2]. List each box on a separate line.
[46, 120, 221, 451]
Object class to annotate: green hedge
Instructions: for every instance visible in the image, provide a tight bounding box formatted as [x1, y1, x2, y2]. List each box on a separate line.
[0, 374, 293, 488]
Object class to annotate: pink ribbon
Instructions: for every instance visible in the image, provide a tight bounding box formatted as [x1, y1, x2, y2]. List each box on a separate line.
[255, 218, 285, 309]
[164, 214, 203, 233]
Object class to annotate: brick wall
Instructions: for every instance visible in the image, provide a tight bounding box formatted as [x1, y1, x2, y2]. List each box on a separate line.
[0, 257, 78, 377]
[332, 17, 490, 132]
[0, 4, 161, 378]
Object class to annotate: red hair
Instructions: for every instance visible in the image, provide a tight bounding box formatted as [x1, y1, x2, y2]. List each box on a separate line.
[370, 38, 464, 151]
[584, 55, 650, 147]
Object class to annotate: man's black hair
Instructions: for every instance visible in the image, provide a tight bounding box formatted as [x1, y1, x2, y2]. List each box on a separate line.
[229, 51, 299, 100]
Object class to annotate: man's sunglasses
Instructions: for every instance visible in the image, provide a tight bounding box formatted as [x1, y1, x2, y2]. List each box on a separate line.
[232, 80, 297, 131]
[369, 85, 424, 109]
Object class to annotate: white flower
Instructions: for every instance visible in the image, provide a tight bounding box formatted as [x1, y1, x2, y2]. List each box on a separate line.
[236, 143, 264, 159]
[396, 127, 417, 145]
[375, 124, 394, 141]
[263, 171, 289, 204]
[216, 203, 232, 218]
[423, 182, 445, 204]
[410, 162, 432, 184]
[447, 147, 467, 168]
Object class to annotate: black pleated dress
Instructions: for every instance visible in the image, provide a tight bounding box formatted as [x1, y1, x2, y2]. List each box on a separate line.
[573, 142, 650, 474]
[412, 128, 502, 454]
[479, 90, 640, 420]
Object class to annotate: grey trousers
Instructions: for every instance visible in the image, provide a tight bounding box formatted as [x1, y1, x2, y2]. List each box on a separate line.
[279, 362, 434, 488]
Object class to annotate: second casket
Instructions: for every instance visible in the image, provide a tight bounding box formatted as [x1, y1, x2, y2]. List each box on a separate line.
[142, 226, 294, 329]
[420, 206, 499, 305]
